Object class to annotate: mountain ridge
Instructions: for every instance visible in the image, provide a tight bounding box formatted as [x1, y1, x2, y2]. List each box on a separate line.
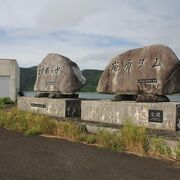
[20, 66, 103, 92]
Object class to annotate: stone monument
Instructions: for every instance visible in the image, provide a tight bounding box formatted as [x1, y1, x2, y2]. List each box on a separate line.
[81, 45, 180, 131]
[18, 53, 86, 118]
[34, 53, 86, 98]
[97, 44, 180, 102]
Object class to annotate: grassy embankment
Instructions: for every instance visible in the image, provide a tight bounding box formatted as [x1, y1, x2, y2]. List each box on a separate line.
[0, 98, 179, 162]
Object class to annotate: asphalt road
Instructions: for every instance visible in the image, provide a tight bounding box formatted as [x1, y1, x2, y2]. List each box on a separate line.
[0, 127, 179, 180]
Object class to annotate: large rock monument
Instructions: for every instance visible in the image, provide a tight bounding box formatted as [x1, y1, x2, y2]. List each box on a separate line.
[18, 53, 85, 118]
[97, 45, 180, 102]
[34, 53, 86, 98]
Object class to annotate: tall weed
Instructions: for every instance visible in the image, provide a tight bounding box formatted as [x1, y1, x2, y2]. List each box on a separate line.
[120, 120, 149, 153]
[150, 136, 172, 157]
[96, 130, 122, 151]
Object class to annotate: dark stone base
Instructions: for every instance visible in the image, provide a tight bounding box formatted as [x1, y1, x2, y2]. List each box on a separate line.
[136, 95, 170, 102]
[111, 94, 170, 102]
[35, 92, 79, 99]
[48, 92, 79, 99]
[111, 95, 137, 101]
[35, 92, 49, 98]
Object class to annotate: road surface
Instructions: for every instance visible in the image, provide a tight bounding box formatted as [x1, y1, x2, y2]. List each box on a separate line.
[0, 127, 179, 180]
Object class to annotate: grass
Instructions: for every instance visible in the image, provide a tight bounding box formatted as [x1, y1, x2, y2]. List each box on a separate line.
[175, 143, 180, 160]
[120, 121, 149, 153]
[25, 127, 41, 136]
[96, 130, 122, 151]
[150, 136, 172, 158]
[0, 97, 14, 109]
[0, 108, 179, 162]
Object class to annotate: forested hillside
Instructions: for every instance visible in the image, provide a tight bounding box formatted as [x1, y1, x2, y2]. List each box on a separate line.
[20, 67, 103, 92]
[20, 66, 37, 91]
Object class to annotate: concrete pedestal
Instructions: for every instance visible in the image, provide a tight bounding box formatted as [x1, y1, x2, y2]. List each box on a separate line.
[18, 97, 81, 118]
[81, 100, 180, 131]
[18, 97, 180, 131]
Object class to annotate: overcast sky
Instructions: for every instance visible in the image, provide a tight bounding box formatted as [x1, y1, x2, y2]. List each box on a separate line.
[0, 0, 180, 70]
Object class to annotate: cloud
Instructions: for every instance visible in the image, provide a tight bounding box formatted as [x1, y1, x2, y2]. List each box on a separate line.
[36, 0, 103, 30]
[0, 0, 45, 29]
[0, 0, 179, 69]
[76, 0, 180, 44]
[0, 30, 139, 70]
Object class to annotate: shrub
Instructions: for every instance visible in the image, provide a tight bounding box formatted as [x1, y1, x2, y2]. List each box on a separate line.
[175, 143, 180, 160]
[0, 97, 14, 109]
[84, 134, 97, 144]
[96, 130, 122, 152]
[25, 127, 42, 136]
[39, 117, 57, 135]
[150, 136, 172, 157]
[3, 108, 18, 130]
[120, 121, 149, 153]
[2, 97, 14, 104]
[56, 122, 86, 140]
[0, 101, 4, 109]
[0, 110, 6, 126]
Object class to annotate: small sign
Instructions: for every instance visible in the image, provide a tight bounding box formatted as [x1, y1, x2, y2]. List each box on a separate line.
[31, 103, 46, 108]
[148, 110, 163, 123]
[138, 79, 157, 83]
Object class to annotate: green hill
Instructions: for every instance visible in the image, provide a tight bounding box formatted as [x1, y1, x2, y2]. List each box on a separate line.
[20, 67, 103, 92]
[20, 66, 37, 91]
[81, 69, 103, 92]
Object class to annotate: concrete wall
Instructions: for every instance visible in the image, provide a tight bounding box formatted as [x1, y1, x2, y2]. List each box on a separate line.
[17, 97, 180, 131]
[17, 97, 81, 118]
[0, 59, 20, 101]
[81, 100, 180, 131]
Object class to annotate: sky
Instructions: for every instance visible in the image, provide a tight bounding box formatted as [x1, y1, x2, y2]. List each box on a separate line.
[0, 0, 180, 70]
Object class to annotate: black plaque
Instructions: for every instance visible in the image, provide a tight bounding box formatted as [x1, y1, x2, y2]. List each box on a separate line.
[148, 110, 163, 123]
[31, 103, 46, 108]
[65, 100, 81, 117]
[176, 105, 180, 130]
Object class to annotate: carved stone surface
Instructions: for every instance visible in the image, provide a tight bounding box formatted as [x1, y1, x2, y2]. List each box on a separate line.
[34, 53, 86, 95]
[97, 45, 180, 99]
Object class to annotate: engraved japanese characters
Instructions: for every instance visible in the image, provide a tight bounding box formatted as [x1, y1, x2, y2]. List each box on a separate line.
[97, 45, 180, 102]
[34, 53, 86, 98]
